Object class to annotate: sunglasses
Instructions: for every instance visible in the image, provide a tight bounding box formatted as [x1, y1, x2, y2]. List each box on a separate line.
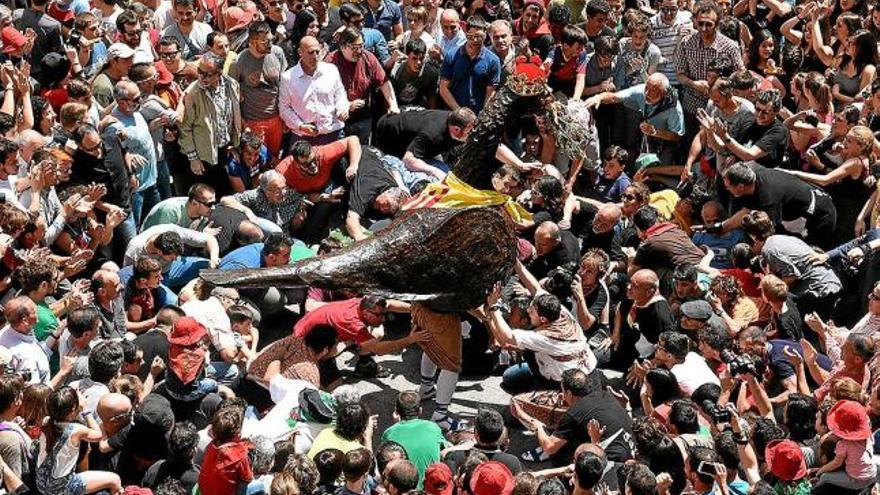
[697, 21, 715, 28]
[195, 198, 217, 208]
[158, 51, 179, 58]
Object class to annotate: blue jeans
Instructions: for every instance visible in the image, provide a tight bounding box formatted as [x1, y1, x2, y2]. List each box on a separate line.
[156, 159, 172, 200]
[253, 218, 283, 236]
[208, 361, 240, 386]
[132, 185, 161, 227]
[501, 363, 537, 394]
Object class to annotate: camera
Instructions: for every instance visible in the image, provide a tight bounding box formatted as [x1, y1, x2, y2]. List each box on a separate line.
[67, 30, 84, 49]
[701, 399, 731, 423]
[543, 263, 576, 299]
[721, 349, 758, 377]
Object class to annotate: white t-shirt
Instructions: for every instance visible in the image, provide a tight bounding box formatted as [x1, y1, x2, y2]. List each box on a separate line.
[181, 297, 234, 353]
[123, 224, 211, 268]
[671, 352, 720, 396]
[0, 327, 50, 385]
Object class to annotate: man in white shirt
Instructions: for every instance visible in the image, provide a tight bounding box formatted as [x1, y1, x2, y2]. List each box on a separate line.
[278, 36, 350, 149]
[0, 297, 50, 385]
[655, 330, 719, 396]
[121, 224, 220, 294]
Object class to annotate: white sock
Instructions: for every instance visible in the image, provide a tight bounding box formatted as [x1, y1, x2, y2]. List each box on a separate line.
[420, 352, 437, 392]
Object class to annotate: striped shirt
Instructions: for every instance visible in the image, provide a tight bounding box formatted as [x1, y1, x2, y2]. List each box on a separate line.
[649, 11, 692, 83]
[675, 31, 744, 114]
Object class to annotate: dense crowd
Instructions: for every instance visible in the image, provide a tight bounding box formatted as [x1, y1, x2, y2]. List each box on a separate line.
[0, 0, 876, 492]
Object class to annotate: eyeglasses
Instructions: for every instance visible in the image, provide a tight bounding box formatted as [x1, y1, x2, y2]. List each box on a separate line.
[198, 68, 220, 78]
[345, 43, 365, 51]
[134, 73, 159, 84]
[697, 20, 716, 28]
[441, 23, 458, 31]
[158, 51, 179, 59]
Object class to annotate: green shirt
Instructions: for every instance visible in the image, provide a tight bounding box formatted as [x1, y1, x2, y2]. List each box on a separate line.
[381, 419, 446, 487]
[34, 301, 57, 342]
[142, 197, 191, 230]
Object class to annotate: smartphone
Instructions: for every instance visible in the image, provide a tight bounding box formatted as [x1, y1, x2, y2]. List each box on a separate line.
[697, 461, 724, 476]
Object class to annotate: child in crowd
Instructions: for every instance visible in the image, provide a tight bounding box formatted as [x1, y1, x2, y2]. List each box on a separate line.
[228, 305, 259, 361]
[198, 406, 254, 495]
[124, 256, 163, 323]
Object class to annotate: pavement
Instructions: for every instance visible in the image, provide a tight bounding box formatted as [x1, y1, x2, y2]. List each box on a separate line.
[258, 306, 541, 465]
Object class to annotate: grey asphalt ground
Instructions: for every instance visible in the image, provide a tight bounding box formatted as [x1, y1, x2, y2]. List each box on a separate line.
[258, 307, 540, 463]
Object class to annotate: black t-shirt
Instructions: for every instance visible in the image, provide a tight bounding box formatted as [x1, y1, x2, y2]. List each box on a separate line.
[620, 298, 676, 344]
[348, 148, 398, 217]
[391, 61, 441, 110]
[770, 297, 802, 341]
[742, 118, 789, 168]
[528, 230, 580, 280]
[205, 206, 250, 255]
[730, 164, 823, 228]
[444, 446, 523, 475]
[133, 329, 170, 382]
[553, 391, 634, 463]
[141, 459, 200, 494]
[374, 110, 453, 160]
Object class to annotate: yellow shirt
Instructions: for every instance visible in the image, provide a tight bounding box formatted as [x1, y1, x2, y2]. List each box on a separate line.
[306, 428, 364, 458]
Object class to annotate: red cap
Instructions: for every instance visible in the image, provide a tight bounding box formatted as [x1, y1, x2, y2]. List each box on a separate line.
[424, 463, 453, 495]
[469, 461, 514, 495]
[154, 61, 174, 85]
[224, 2, 258, 33]
[168, 317, 208, 346]
[46, 2, 75, 23]
[827, 400, 873, 441]
[765, 440, 807, 481]
[1, 27, 26, 54]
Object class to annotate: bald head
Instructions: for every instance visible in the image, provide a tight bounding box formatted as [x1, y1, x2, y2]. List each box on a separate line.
[299, 35, 319, 51]
[534, 221, 561, 256]
[97, 393, 133, 432]
[597, 203, 621, 223]
[4, 296, 35, 333]
[631, 269, 660, 291]
[440, 8, 459, 22]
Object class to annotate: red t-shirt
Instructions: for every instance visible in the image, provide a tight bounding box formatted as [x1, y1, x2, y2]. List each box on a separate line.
[276, 139, 349, 194]
[293, 297, 372, 344]
[325, 50, 386, 110]
[198, 440, 254, 495]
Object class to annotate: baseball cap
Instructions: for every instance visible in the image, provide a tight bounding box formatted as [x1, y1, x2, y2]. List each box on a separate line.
[470, 461, 514, 495]
[424, 463, 454, 495]
[107, 42, 135, 60]
[1, 26, 25, 54]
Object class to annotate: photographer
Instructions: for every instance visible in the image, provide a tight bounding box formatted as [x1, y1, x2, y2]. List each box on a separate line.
[736, 325, 832, 406]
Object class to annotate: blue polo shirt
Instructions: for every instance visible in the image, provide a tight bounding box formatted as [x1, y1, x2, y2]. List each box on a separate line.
[440, 45, 501, 113]
[363, 0, 401, 41]
[219, 243, 265, 270]
[618, 84, 685, 136]
[363, 27, 391, 65]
